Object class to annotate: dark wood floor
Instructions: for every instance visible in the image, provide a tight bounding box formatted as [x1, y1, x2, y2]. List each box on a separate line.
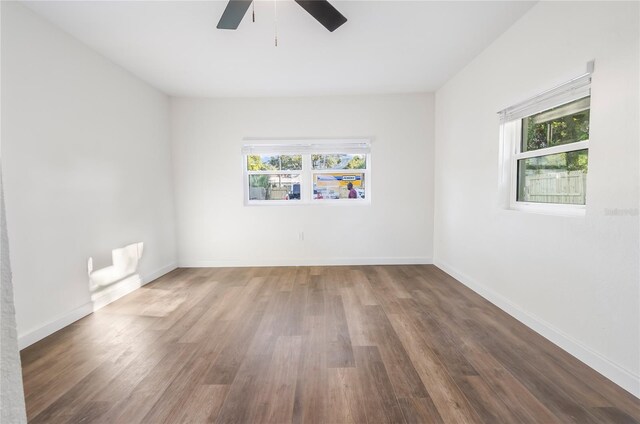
[21, 265, 640, 423]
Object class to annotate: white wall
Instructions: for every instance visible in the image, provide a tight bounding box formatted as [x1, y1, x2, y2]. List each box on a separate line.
[1, 2, 177, 347]
[172, 94, 434, 266]
[1, 172, 27, 423]
[434, 1, 639, 396]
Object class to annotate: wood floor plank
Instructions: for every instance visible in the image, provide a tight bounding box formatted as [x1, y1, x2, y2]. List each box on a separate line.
[178, 285, 241, 344]
[202, 298, 268, 385]
[306, 275, 325, 317]
[24, 343, 119, 421]
[457, 375, 525, 424]
[175, 385, 229, 424]
[590, 406, 640, 424]
[246, 290, 292, 357]
[365, 304, 429, 399]
[214, 353, 272, 424]
[65, 401, 111, 424]
[282, 277, 308, 337]
[350, 268, 379, 306]
[353, 345, 406, 424]
[327, 367, 368, 424]
[98, 343, 197, 423]
[340, 284, 375, 347]
[88, 333, 168, 405]
[386, 311, 483, 424]
[411, 273, 609, 422]
[459, 339, 561, 423]
[253, 335, 303, 423]
[29, 342, 158, 423]
[399, 297, 479, 380]
[292, 315, 328, 424]
[326, 294, 355, 368]
[397, 396, 444, 424]
[141, 355, 213, 423]
[19, 265, 640, 424]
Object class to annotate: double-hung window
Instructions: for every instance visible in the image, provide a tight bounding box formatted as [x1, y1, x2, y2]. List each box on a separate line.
[242, 140, 371, 205]
[246, 154, 303, 202]
[499, 63, 593, 215]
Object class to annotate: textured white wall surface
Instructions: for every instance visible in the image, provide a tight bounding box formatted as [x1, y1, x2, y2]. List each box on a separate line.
[1, 2, 178, 347]
[1, 170, 27, 423]
[434, 1, 639, 396]
[171, 93, 435, 267]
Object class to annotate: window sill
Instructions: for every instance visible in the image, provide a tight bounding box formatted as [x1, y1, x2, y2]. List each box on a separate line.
[509, 202, 586, 217]
[245, 199, 371, 207]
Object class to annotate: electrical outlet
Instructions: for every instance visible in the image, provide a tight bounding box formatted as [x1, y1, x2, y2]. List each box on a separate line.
[298, 232, 304, 241]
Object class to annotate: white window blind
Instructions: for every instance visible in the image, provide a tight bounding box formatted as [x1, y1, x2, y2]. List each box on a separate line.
[498, 61, 594, 123]
[242, 140, 371, 155]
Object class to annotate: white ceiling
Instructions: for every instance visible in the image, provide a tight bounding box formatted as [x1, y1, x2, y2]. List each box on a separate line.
[24, 1, 535, 97]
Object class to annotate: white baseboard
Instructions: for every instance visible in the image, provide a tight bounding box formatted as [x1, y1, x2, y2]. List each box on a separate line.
[91, 274, 144, 312]
[18, 262, 177, 350]
[17, 302, 93, 350]
[91, 262, 178, 312]
[179, 257, 432, 268]
[434, 258, 640, 399]
[143, 262, 178, 284]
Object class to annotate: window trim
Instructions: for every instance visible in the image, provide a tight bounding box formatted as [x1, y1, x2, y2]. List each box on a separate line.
[498, 64, 593, 216]
[503, 115, 590, 216]
[515, 140, 589, 161]
[242, 139, 371, 206]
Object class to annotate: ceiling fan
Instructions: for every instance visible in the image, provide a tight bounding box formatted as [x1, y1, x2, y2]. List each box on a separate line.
[217, 0, 347, 32]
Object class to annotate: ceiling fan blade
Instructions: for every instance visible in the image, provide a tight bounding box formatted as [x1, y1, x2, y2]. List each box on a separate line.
[294, 0, 347, 32]
[217, 0, 253, 30]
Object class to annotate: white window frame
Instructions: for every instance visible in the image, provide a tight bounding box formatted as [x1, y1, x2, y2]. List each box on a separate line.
[242, 139, 371, 206]
[498, 62, 593, 216]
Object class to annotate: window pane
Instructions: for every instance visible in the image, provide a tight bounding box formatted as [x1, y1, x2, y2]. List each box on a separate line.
[522, 97, 590, 152]
[517, 149, 588, 205]
[313, 172, 365, 200]
[247, 155, 302, 171]
[249, 174, 301, 201]
[311, 154, 366, 170]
